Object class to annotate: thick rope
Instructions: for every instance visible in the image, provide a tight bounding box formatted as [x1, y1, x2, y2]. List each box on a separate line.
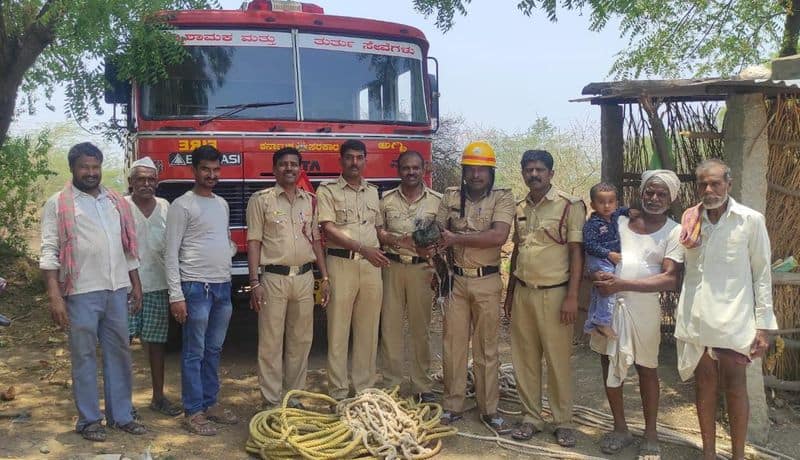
[246, 387, 457, 459]
[431, 362, 793, 460]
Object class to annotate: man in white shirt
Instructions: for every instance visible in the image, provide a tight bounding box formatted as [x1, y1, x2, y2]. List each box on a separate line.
[166, 145, 238, 435]
[125, 157, 181, 417]
[40, 142, 146, 441]
[674, 159, 779, 460]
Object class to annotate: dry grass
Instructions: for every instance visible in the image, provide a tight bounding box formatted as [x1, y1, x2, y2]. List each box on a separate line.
[766, 96, 800, 380]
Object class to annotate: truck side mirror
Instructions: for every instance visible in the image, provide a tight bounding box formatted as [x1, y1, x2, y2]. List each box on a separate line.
[428, 73, 439, 120]
[104, 57, 131, 105]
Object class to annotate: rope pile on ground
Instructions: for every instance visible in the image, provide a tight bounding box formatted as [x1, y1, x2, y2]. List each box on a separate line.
[246, 387, 457, 459]
[432, 362, 794, 460]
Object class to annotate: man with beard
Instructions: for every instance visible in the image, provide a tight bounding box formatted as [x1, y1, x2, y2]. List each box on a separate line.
[166, 145, 238, 435]
[40, 142, 146, 441]
[590, 169, 683, 459]
[125, 157, 182, 417]
[377, 151, 441, 402]
[246, 147, 330, 410]
[504, 150, 585, 447]
[317, 139, 389, 399]
[674, 159, 778, 460]
[435, 141, 515, 433]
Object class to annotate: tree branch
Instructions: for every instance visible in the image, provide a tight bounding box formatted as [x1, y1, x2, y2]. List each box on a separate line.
[779, 0, 800, 57]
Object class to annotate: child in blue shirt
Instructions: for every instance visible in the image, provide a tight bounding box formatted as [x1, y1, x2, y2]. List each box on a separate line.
[583, 183, 629, 338]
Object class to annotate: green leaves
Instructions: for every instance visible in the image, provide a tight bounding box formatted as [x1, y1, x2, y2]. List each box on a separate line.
[0, 132, 54, 254]
[412, 0, 791, 78]
[0, 0, 216, 148]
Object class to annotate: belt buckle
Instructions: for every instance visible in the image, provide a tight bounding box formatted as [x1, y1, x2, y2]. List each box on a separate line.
[399, 255, 413, 264]
[352, 251, 363, 261]
[288, 266, 300, 276]
[462, 267, 479, 277]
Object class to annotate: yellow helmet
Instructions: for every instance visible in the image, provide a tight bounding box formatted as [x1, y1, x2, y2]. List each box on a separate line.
[461, 140, 496, 168]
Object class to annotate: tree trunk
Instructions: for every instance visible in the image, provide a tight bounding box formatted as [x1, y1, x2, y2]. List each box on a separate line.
[0, 4, 56, 149]
[779, 0, 800, 57]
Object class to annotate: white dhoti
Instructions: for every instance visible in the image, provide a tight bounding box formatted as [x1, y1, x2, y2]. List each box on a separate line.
[589, 216, 682, 387]
[591, 295, 662, 387]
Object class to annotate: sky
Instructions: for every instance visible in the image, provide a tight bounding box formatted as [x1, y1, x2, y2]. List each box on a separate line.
[13, 0, 627, 136]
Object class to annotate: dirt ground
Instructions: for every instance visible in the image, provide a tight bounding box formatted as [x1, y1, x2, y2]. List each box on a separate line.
[2, 253, 800, 460]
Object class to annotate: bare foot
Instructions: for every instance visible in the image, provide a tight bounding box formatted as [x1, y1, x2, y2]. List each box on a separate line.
[596, 325, 617, 339]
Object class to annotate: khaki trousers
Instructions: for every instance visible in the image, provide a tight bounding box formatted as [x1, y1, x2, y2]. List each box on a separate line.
[257, 271, 314, 405]
[379, 262, 435, 394]
[326, 256, 382, 399]
[442, 273, 502, 414]
[511, 284, 574, 429]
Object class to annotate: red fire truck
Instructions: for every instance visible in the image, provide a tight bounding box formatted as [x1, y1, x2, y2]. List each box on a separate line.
[105, 0, 439, 294]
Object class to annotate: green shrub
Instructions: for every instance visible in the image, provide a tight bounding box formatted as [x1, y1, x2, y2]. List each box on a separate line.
[0, 132, 55, 254]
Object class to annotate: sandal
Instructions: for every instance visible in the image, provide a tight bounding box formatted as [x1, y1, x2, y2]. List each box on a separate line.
[600, 430, 634, 454]
[79, 422, 106, 442]
[183, 412, 217, 436]
[481, 414, 513, 435]
[113, 420, 147, 435]
[511, 422, 540, 440]
[637, 440, 661, 460]
[440, 410, 463, 425]
[286, 398, 306, 410]
[554, 427, 577, 448]
[150, 397, 183, 417]
[205, 405, 239, 425]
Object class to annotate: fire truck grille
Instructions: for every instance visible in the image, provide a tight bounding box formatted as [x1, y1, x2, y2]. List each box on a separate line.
[157, 181, 246, 227]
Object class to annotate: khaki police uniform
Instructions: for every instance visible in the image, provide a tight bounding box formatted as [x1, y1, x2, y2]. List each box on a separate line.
[379, 186, 441, 394]
[511, 186, 585, 430]
[317, 176, 383, 399]
[246, 184, 319, 405]
[435, 186, 515, 414]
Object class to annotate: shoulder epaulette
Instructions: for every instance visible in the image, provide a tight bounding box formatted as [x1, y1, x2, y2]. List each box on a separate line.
[383, 187, 400, 197]
[556, 190, 583, 204]
[251, 187, 274, 198]
[366, 182, 378, 189]
[427, 188, 443, 199]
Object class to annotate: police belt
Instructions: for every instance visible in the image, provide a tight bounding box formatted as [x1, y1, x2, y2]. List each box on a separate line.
[260, 262, 313, 277]
[326, 248, 364, 260]
[516, 279, 569, 290]
[453, 265, 499, 278]
[385, 253, 426, 264]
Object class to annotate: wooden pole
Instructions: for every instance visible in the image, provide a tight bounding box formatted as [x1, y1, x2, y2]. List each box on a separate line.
[600, 104, 624, 194]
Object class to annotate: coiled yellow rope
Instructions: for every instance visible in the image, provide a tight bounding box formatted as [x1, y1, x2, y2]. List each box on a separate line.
[245, 387, 457, 459]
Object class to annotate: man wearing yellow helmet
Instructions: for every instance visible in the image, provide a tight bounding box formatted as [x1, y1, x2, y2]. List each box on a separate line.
[435, 141, 515, 433]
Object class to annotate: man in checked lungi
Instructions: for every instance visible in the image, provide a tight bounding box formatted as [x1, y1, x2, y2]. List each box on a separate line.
[125, 157, 183, 417]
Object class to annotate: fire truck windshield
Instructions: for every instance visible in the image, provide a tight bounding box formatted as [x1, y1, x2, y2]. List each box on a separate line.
[140, 30, 428, 125]
[141, 44, 297, 120]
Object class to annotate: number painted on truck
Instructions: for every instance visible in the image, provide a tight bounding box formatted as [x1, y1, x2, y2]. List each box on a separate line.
[178, 139, 218, 151]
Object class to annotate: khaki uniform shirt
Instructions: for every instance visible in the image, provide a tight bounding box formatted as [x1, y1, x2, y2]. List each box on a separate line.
[317, 176, 383, 249]
[513, 186, 586, 286]
[246, 184, 319, 266]
[381, 186, 442, 257]
[435, 187, 515, 268]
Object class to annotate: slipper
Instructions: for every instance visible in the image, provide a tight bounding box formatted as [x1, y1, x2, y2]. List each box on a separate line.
[554, 427, 577, 448]
[150, 397, 183, 417]
[79, 422, 106, 442]
[183, 412, 217, 436]
[600, 431, 634, 454]
[637, 439, 661, 460]
[440, 410, 463, 425]
[511, 421, 540, 440]
[480, 414, 513, 435]
[113, 420, 147, 435]
[205, 405, 239, 425]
